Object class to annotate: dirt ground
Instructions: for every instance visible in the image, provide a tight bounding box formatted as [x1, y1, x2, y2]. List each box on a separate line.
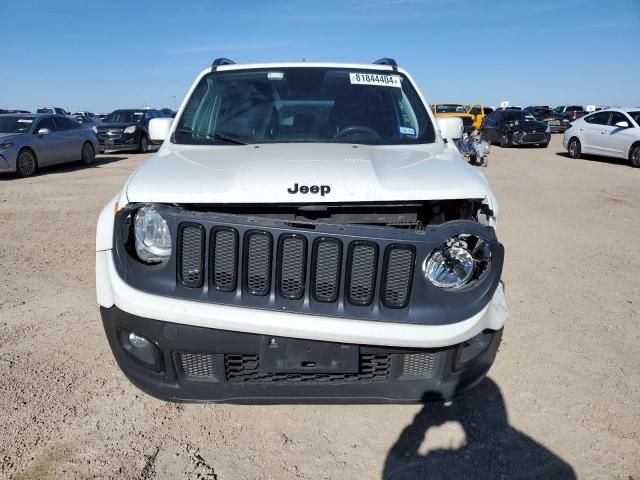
[0, 135, 638, 479]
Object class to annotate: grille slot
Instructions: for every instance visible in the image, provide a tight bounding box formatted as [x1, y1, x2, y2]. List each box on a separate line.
[224, 354, 390, 383]
[178, 224, 205, 288]
[347, 242, 378, 306]
[277, 235, 307, 299]
[381, 246, 415, 308]
[312, 239, 342, 303]
[244, 232, 273, 296]
[401, 353, 436, 378]
[177, 352, 216, 380]
[211, 227, 238, 292]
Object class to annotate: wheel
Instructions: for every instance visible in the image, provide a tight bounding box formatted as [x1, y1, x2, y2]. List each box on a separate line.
[629, 144, 640, 168]
[499, 133, 510, 148]
[138, 134, 149, 153]
[541, 142, 549, 148]
[568, 137, 581, 159]
[81, 142, 95, 165]
[16, 149, 38, 177]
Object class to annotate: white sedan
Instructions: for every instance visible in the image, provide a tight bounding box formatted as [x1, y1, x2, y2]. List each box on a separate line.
[563, 108, 640, 167]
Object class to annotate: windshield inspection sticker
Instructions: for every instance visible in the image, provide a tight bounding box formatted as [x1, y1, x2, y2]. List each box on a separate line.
[399, 126, 416, 136]
[267, 72, 284, 80]
[349, 73, 402, 88]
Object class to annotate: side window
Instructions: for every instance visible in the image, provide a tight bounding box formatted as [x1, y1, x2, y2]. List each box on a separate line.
[35, 117, 57, 132]
[56, 117, 77, 130]
[609, 112, 629, 127]
[584, 112, 610, 125]
[469, 106, 481, 115]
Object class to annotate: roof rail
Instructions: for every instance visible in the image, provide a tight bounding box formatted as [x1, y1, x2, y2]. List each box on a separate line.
[211, 58, 236, 70]
[372, 58, 398, 68]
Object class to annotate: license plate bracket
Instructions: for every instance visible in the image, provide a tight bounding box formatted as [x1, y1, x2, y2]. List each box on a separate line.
[259, 337, 359, 374]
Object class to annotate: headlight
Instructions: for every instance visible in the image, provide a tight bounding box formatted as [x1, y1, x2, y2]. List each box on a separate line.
[134, 206, 172, 263]
[91, 126, 98, 134]
[545, 125, 551, 133]
[0, 142, 14, 150]
[424, 235, 490, 290]
[124, 125, 136, 134]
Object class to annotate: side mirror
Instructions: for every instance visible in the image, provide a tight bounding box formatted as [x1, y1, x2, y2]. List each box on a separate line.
[437, 117, 463, 141]
[614, 121, 629, 128]
[149, 117, 173, 144]
[37, 128, 50, 136]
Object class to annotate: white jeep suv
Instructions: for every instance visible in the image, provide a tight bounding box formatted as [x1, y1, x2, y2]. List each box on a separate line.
[96, 58, 508, 403]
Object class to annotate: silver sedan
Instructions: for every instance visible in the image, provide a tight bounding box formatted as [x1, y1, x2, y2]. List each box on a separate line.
[0, 114, 99, 177]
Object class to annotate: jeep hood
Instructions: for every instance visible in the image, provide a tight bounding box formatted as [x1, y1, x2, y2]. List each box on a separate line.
[125, 143, 494, 205]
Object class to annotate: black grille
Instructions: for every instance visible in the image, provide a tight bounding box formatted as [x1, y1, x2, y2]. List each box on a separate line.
[178, 224, 205, 287]
[244, 232, 272, 296]
[347, 243, 378, 306]
[402, 353, 436, 378]
[211, 228, 238, 292]
[523, 133, 546, 143]
[278, 235, 306, 299]
[176, 352, 216, 379]
[224, 354, 391, 383]
[174, 224, 421, 310]
[312, 239, 341, 302]
[381, 246, 415, 308]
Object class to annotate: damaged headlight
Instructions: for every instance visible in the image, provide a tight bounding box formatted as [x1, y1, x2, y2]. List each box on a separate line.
[134, 205, 172, 263]
[424, 235, 491, 290]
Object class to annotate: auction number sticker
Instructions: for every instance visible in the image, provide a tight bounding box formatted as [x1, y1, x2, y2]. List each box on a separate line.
[349, 73, 402, 88]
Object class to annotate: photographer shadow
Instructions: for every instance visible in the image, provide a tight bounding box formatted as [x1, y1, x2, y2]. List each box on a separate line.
[383, 378, 575, 480]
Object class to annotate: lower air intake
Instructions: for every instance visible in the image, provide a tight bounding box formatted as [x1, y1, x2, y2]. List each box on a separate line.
[401, 353, 436, 378]
[176, 352, 216, 380]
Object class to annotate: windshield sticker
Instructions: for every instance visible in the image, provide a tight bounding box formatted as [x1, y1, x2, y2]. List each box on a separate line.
[17, 119, 33, 123]
[349, 73, 402, 88]
[267, 72, 284, 80]
[399, 126, 416, 136]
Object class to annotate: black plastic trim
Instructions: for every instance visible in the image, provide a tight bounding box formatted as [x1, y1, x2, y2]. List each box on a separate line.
[177, 223, 205, 288]
[243, 230, 273, 296]
[209, 226, 239, 292]
[346, 240, 379, 306]
[380, 244, 416, 309]
[276, 233, 307, 300]
[310, 237, 343, 303]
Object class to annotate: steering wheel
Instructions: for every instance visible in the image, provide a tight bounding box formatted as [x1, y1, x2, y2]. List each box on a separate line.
[333, 125, 382, 141]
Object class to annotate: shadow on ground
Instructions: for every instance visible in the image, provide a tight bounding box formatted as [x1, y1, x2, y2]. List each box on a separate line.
[383, 378, 575, 480]
[0, 156, 126, 180]
[555, 151, 630, 167]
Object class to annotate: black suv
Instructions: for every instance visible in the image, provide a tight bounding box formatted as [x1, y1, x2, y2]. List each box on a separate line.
[96, 109, 162, 153]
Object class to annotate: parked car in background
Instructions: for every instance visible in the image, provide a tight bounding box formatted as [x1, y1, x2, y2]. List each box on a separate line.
[553, 105, 586, 121]
[37, 107, 71, 116]
[481, 109, 550, 147]
[468, 104, 494, 130]
[431, 103, 475, 132]
[96, 109, 162, 153]
[564, 108, 640, 167]
[97, 113, 109, 121]
[160, 108, 176, 118]
[523, 106, 571, 133]
[72, 111, 98, 119]
[1, 109, 31, 114]
[0, 114, 98, 177]
[73, 114, 102, 129]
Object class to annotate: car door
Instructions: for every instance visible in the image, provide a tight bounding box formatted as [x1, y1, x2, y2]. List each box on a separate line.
[32, 117, 65, 166]
[55, 117, 84, 161]
[481, 111, 497, 142]
[580, 111, 611, 154]
[599, 112, 636, 158]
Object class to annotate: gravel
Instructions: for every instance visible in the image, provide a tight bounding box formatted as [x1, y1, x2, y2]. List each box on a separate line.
[0, 136, 638, 479]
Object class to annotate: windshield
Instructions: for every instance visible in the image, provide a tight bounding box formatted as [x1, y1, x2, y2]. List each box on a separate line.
[0, 116, 35, 133]
[504, 111, 538, 122]
[104, 110, 144, 123]
[175, 67, 435, 145]
[436, 104, 468, 114]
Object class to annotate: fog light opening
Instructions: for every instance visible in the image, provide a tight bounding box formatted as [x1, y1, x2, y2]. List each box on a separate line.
[128, 332, 150, 349]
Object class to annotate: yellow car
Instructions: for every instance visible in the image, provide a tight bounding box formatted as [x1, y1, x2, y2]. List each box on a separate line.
[431, 103, 494, 131]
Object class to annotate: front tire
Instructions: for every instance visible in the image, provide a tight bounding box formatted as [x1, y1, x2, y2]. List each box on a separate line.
[499, 133, 510, 148]
[629, 144, 640, 168]
[81, 142, 95, 165]
[16, 149, 38, 177]
[138, 134, 148, 154]
[568, 137, 581, 159]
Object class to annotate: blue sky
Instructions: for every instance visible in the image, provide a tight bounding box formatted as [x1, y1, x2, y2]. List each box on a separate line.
[1, 0, 638, 113]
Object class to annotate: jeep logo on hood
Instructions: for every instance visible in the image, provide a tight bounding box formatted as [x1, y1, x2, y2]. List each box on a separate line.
[287, 183, 331, 196]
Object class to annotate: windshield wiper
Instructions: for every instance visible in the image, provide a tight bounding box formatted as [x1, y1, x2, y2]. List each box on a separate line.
[176, 129, 247, 145]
